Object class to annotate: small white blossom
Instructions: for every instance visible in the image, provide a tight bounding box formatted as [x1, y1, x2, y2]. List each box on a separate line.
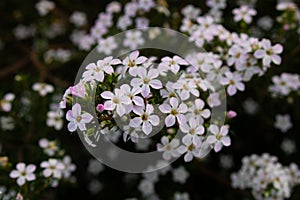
[10, 163, 36, 186]
[274, 114, 293, 133]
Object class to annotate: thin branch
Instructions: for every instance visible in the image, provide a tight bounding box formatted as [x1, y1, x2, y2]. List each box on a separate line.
[0, 57, 30, 78]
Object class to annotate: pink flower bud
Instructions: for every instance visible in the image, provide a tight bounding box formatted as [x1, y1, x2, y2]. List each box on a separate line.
[16, 193, 23, 200]
[227, 110, 237, 119]
[96, 104, 104, 112]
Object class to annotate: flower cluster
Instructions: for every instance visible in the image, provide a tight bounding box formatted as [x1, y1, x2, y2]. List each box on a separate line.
[62, 49, 235, 162]
[269, 73, 300, 97]
[8, 138, 76, 189]
[231, 154, 300, 200]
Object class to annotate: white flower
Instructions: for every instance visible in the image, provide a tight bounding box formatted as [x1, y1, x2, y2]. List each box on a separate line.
[97, 37, 118, 55]
[274, 114, 292, 133]
[188, 99, 211, 121]
[69, 11, 87, 27]
[172, 79, 199, 101]
[207, 125, 231, 152]
[160, 82, 178, 100]
[120, 84, 144, 112]
[0, 93, 15, 112]
[182, 5, 201, 20]
[220, 72, 245, 96]
[41, 159, 65, 179]
[138, 0, 155, 12]
[39, 138, 59, 156]
[157, 136, 180, 161]
[159, 98, 188, 127]
[46, 110, 63, 130]
[177, 136, 201, 162]
[172, 166, 189, 184]
[83, 57, 121, 82]
[227, 45, 248, 68]
[207, 0, 226, 9]
[101, 89, 131, 116]
[32, 82, 54, 96]
[130, 68, 163, 98]
[123, 30, 145, 50]
[130, 104, 160, 135]
[180, 117, 205, 146]
[117, 15, 132, 30]
[158, 56, 188, 74]
[233, 5, 257, 24]
[254, 39, 283, 66]
[66, 103, 93, 132]
[61, 156, 76, 179]
[35, 0, 55, 16]
[123, 51, 147, 76]
[10, 163, 36, 186]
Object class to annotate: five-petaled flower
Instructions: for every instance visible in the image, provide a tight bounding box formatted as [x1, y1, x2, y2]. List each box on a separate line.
[10, 163, 36, 186]
[66, 103, 93, 132]
[207, 125, 231, 152]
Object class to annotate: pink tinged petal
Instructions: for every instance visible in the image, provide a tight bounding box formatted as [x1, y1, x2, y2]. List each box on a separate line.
[184, 152, 193, 162]
[236, 82, 245, 91]
[209, 125, 219, 135]
[101, 91, 114, 99]
[202, 110, 211, 118]
[81, 113, 93, 123]
[214, 141, 223, 152]
[263, 56, 271, 66]
[163, 152, 171, 161]
[72, 103, 81, 117]
[227, 85, 237, 96]
[195, 99, 204, 109]
[221, 136, 231, 146]
[26, 173, 36, 181]
[10, 170, 20, 178]
[149, 80, 162, 89]
[178, 104, 188, 113]
[174, 56, 188, 65]
[180, 91, 190, 100]
[171, 139, 179, 148]
[148, 69, 159, 79]
[254, 49, 265, 58]
[43, 169, 52, 177]
[104, 101, 116, 110]
[103, 66, 114, 74]
[161, 136, 169, 145]
[68, 122, 77, 132]
[141, 85, 150, 98]
[40, 161, 49, 168]
[130, 50, 139, 60]
[146, 104, 154, 113]
[220, 126, 229, 136]
[149, 115, 159, 126]
[182, 134, 192, 145]
[177, 146, 188, 154]
[26, 165, 36, 173]
[271, 54, 281, 65]
[142, 121, 152, 135]
[165, 115, 176, 127]
[131, 78, 143, 87]
[159, 104, 171, 113]
[94, 71, 105, 82]
[170, 65, 180, 74]
[130, 117, 142, 127]
[191, 89, 199, 97]
[110, 59, 122, 65]
[176, 114, 186, 125]
[273, 44, 283, 54]
[17, 177, 26, 186]
[86, 63, 96, 70]
[16, 163, 26, 171]
[78, 122, 87, 131]
[170, 97, 179, 108]
[133, 96, 144, 106]
[180, 123, 189, 133]
[193, 135, 202, 146]
[121, 96, 131, 105]
[116, 105, 126, 116]
[138, 68, 147, 78]
[136, 56, 147, 64]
